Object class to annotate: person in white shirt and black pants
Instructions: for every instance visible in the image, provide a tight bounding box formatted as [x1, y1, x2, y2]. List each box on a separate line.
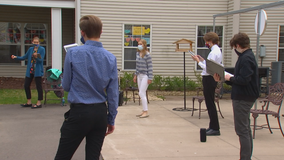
[192, 32, 222, 136]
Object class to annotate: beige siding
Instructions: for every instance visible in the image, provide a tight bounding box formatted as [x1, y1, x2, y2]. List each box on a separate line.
[80, 0, 228, 78]
[240, 0, 284, 68]
[223, 0, 235, 67]
[0, 5, 51, 77]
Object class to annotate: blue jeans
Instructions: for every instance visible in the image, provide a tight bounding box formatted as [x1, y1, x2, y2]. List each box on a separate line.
[233, 100, 255, 160]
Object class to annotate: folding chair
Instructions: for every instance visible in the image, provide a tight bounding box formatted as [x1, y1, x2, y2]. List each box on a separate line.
[192, 82, 224, 119]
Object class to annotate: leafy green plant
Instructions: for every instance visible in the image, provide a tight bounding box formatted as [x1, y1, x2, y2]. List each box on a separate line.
[119, 72, 137, 90]
[222, 83, 232, 93]
[185, 77, 199, 91]
[193, 69, 202, 87]
[148, 75, 163, 90]
[163, 76, 197, 91]
[119, 72, 200, 91]
[156, 95, 165, 101]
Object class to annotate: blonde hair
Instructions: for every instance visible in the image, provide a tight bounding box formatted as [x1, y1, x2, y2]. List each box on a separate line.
[137, 39, 149, 58]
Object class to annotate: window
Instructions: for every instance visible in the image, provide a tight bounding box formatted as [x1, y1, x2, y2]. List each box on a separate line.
[196, 26, 223, 69]
[279, 25, 284, 61]
[123, 24, 151, 70]
[0, 23, 21, 64]
[24, 23, 47, 65]
[0, 22, 47, 65]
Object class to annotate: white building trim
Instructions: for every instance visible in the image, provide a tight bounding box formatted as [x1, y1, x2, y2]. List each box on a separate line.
[51, 8, 62, 71]
[0, 0, 75, 8]
[75, 0, 81, 44]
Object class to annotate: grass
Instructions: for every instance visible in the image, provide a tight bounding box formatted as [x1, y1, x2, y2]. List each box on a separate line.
[0, 89, 68, 105]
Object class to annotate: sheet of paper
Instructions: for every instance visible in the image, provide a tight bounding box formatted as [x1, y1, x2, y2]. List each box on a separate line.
[64, 43, 78, 52]
[224, 71, 234, 77]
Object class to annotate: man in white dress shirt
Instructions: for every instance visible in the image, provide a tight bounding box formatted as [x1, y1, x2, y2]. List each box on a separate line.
[192, 32, 222, 136]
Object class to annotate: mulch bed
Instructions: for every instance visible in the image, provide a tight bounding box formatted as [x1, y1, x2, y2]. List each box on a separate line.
[0, 77, 37, 89]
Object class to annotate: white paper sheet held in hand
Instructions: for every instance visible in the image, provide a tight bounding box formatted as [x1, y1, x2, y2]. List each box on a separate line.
[206, 59, 226, 82]
[64, 43, 78, 52]
[224, 71, 234, 77]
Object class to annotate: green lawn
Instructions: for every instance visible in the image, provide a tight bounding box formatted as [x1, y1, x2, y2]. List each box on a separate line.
[0, 89, 68, 105]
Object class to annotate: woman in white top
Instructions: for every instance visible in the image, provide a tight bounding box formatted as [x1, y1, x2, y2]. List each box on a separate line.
[191, 32, 222, 136]
[133, 39, 153, 118]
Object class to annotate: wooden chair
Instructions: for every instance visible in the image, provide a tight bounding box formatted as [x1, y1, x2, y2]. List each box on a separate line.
[43, 71, 64, 105]
[250, 82, 284, 139]
[124, 86, 149, 105]
[191, 82, 224, 119]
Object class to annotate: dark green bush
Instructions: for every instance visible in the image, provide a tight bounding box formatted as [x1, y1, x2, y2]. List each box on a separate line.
[119, 72, 137, 90]
[120, 72, 200, 91]
[148, 75, 163, 90]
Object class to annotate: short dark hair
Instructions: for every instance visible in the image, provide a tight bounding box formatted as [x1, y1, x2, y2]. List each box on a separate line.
[230, 32, 250, 49]
[203, 32, 219, 45]
[79, 15, 102, 38]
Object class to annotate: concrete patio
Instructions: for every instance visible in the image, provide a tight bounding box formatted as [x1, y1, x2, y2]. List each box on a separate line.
[0, 96, 283, 160]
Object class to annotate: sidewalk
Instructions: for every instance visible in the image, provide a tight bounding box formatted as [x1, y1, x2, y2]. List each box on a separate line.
[0, 96, 283, 160]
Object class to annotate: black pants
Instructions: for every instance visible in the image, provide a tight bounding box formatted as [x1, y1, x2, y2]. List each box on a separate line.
[24, 74, 43, 100]
[202, 75, 219, 130]
[54, 103, 108, 160]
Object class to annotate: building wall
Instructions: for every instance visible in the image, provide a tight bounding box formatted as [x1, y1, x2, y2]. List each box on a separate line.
[0, 5, 75, 77]
[80, 0, 228, 78]
[223, 0, 240, 67]
[239, 0, 284, 68]
[0, 5, 51, 77]
[2, 0, 283, 79]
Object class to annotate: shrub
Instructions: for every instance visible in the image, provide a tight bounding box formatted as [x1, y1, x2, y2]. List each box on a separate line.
[119, 72, 137, 90]
[120, 72, 200, 91]
[148, 75, 163, 90]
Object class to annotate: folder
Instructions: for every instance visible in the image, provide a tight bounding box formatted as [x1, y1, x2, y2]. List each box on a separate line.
[206, 59, 225, 82]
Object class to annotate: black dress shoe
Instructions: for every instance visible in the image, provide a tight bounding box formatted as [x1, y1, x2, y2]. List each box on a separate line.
[206, 128, 211, 132]
[206, 129, 220, 136]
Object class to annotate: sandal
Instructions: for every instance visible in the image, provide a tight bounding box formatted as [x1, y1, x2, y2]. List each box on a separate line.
[21, 103, 32, 107]
[31, 104, 42, 109]
[139, 114, 149, 118]
[136, 113, 143, 117]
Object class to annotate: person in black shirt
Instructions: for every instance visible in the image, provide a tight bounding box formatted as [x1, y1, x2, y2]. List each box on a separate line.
[214, 32, 259, 160]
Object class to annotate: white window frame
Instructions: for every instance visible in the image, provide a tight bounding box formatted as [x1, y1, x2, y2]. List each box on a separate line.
[277, 25, 284, 61]
[122, 24, 152, 71]
[194, 25, 224, 70]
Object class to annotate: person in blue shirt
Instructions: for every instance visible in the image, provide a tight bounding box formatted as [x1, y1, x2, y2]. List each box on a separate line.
[11, 37, 45, 109]
[54, 15, 119, 160]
